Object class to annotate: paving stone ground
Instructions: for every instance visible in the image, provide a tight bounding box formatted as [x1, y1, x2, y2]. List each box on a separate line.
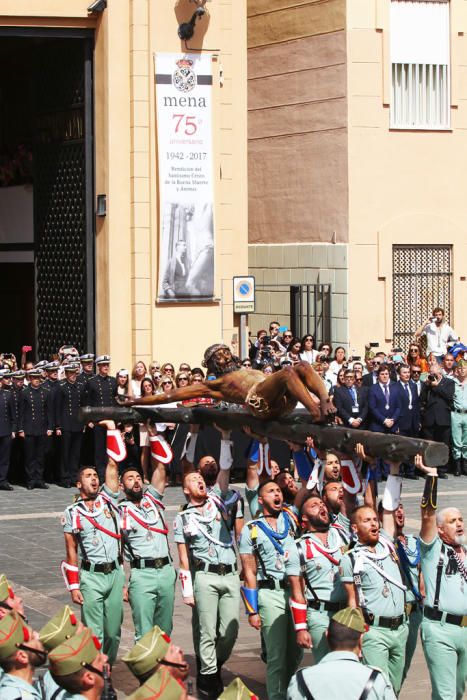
[1, 478, 466, 698]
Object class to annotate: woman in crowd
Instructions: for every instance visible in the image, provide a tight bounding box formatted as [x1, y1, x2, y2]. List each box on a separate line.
[286, 337, 302, 364]
[328, 346, 347, 384]
[161, 362, 175, 377]
[116, 369, 131, 398]
[407, 343, 429, 372]
[175, 371, 190, 389]
[299, 334, 319, 364]
[131, 361, 148, 398]
[329, 366, 346, 394]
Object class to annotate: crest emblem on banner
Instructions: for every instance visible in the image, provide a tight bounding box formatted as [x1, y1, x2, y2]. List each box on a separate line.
[173, 58, 197, 92]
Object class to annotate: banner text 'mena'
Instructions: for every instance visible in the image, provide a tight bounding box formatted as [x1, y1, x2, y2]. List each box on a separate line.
[163, 96, 207, 108]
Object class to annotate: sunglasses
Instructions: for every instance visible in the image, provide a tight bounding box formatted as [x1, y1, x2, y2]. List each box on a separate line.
[178, 376, 188, 381]
[242, 362, 252, 367]
[162, 381, 173, 386]
[411, 371, 421, 375]
[283, 334, 292, 338]
[154, 374, 162, 379]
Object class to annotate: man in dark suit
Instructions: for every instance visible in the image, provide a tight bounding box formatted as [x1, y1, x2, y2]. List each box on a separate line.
[419, 365, 454, 478]
[333, 369, 368, 429]
[0, 369, 16, 490]
[362, 356, 384, 387]
[396, 364, 421, 479]
[368, 365, 402, 433]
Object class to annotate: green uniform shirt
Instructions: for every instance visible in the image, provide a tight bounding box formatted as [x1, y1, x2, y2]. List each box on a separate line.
[420, 534, 467, 616]
[38, 670, 83, 700]
[452, 377, 467, 410]
[208, 486, 244, 527]
[120, 485, 169, 560]
[174, 486, 237, 565]
[239, 511, 296, 580]
[63, 485, 120, 563]
[285, 526, 347, 603]
[287, 651, 396, 700]
[246, 484, 260, 519]
[0, 674, 43, 699]
[340, 538, 406, 617]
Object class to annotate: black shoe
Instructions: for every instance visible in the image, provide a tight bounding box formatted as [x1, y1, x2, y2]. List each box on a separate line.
[197, 672, 220, 700]
[0, 482, 13, 491]
[35, 482, 50, 489]
[26, 484, 35, 490]
[438, 472, 448, 479]
[453, 459, 462, 477]
[404, 473, 419, 480]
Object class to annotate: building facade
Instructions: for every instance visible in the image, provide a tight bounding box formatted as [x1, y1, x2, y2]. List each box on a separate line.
[0, 0, 247, 369]
[248, 0, 467, 354]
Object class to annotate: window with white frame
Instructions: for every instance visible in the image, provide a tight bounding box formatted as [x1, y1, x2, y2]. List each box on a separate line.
[390, 1, 450, 129]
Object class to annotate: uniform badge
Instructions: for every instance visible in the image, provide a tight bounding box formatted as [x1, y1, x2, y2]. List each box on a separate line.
[60, 515, 66, 526]
[104, 508, 111, 519]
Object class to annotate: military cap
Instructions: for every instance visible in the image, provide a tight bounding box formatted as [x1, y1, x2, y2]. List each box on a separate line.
[11, 370, 25, 379]
[96, 355, 111, 365]
[0, 369, 12, 378]
[117, 369, 129, 377]
[0, 574, 13, 602]
[122, 626, 170, 678]
[79, 354, 95, 362]
[34, 360, 48, 369]
[27, 369, 43, 378]
[332, 607, 367, 633]
[456, 359, 467, 368]
[63, 363, 80, 373]
[126, 668, 186, 700]
[48, 627, 100, 677]
[45, 361, 60, 372]
[39, 606, 79, 651]
[0, 612, 27, 660]
[218, 678, 259, 699]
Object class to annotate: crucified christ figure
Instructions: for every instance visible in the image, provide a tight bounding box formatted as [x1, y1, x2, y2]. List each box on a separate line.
[124, 344, 335, 422]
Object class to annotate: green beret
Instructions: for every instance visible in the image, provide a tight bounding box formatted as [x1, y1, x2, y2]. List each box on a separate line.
[126, 668, 186, 699]
[0, 612, 26, 660]
[0, 574, 12, 602]
[218, 677, 259, 699]
[48, 627, 99, 677]
[39, 606, 79, 651]
[332, 607, 367, 633]
[122, 625, 170, 679]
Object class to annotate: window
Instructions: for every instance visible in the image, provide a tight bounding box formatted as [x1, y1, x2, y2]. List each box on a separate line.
[392, 245, 452, 350]
[390, 1, 450, 129]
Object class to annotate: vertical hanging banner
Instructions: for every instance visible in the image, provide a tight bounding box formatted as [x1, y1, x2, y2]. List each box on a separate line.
[155, 53, 215, 302]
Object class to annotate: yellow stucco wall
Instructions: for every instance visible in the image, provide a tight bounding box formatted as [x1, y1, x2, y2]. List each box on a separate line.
[347, 0, 467, 354]
[0, 0, 248, 371]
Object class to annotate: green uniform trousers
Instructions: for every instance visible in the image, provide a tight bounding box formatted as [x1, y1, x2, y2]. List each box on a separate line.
[306, 608, 332, 664]
[80, 566, 124, 666]
[128, 564, 176, 641]
[402, 606, 422, 685]
[362, 622, 408, 695]
[421, 618, 467, 700]
[259, 588, 303, 700]
[192, 571, 240, 675]
[451, 412, 467, 459]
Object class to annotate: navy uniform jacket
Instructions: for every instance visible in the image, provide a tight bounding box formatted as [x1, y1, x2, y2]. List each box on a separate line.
[11, 387, 21, 425]
[55, 380, 86, 432]
[0, 389, 16, 437]
[85, 374, 118, 408]
[76, 370, 95, 387]
[18, 386, 54, 436]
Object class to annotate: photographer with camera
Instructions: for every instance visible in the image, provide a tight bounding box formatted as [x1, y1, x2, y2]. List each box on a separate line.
[415, 308, 459, 363]
[419, 362, 455, 478]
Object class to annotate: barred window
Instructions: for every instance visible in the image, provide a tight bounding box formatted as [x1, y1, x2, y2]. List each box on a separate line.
[390, 1, 450, 130]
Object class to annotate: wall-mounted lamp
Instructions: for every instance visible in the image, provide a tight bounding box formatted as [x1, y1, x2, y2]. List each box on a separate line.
[178, 7, 205, 41]
[88, 0, 107, 13]
[96, 194, 107, 217]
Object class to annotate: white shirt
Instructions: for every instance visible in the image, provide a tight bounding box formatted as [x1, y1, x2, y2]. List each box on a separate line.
[299, 350, 319, 364]
[422, 321, 458, 356]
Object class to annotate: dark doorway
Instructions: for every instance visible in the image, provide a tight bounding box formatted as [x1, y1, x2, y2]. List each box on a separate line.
[0, 31, 95, 362]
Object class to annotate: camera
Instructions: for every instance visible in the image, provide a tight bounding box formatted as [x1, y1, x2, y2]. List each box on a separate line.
[261, 336, 271, 345]
[427, 374, 436, 382]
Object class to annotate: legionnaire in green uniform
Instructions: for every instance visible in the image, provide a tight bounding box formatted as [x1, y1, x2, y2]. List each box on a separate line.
[287, 607, 396, 700]
[119, 427, 176, 641]
[340, 506, 408, 694]
[0, 611, 47, 700]
[418, 458, 467, 700]
[48, 626, 109, 700]
[126, 666, 190, 700]
[451, 359, 467, 476]
[174, 428, 240, 700]
[61, 424, 124, 665]
[0, 574, 26, 621]
[36, 605, 83, 700]
[239, 480, 302, 700]
[286, 494, 348, 663]
[378, 461, 423, 685]
[122, 624, 189, 686]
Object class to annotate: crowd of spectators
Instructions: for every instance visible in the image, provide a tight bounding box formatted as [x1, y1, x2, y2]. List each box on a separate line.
[0, 306, 465, 491]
